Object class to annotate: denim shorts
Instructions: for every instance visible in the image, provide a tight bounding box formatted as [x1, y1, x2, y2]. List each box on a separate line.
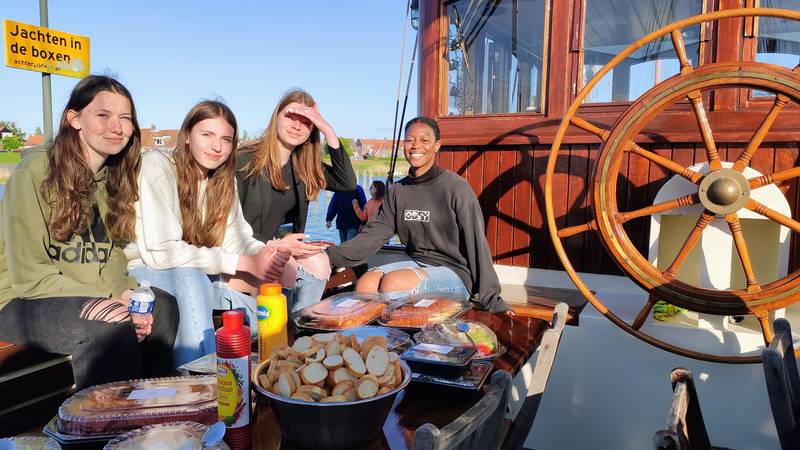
[370, 260, 470, 300]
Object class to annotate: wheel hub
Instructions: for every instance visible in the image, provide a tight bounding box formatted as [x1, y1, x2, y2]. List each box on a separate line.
[698, 168, 750, 215]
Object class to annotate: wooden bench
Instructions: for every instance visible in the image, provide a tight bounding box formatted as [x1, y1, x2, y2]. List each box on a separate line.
[0, 341, 74, 437]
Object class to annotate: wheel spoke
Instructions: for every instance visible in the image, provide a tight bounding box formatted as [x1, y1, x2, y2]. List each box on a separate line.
[616, 194, 698, 223]
[745, 198, 800, 234]
[627, 144, 704, 184]
[558, 220, 598, 238]
[749, 166, 800, 190]
[687, 91, 721, 170]
[632, 294, 658, 330]
[725, 213, 761, 293]
[670, 30, 694, 75]
[570, 116, 610, 140]
[755, 310, 774, 347]
[733, 94, 789, 172]
[663, 211, 714, 280]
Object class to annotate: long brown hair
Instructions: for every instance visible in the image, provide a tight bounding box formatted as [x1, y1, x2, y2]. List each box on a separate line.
[174, 100, 238, 247]
[42, 75, 141, 243]
[240, 89, 326, 200]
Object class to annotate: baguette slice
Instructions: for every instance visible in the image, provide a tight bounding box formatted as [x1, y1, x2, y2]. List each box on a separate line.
[297, 384, 328, 401]
[321, 395, 349, 403]
[365, 346, 390, 375]
[258, 373, 273, 391]
[291, 391, 315, 402]
[292, 336, 313, 352]
[342, 347, 366, 377]
[323, 354, 344, 370]
[378, 386, 393, 395]
[355, 374, 380, 399]
[331, 380, 355, 397]
[278, 371, 297, 397]
[314, 333, 337, 344]
[325, 340, 341, 357]
[305, 347, 326, 363]
[328, 367, 356, 386]
[300, 362, 328, 386]
[289, 370, 303, 391]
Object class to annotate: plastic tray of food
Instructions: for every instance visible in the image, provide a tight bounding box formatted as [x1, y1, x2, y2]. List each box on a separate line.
[413, 319, 505, 360]
[103, 421, 229, 450]
[400, 343, 477, 378]
[295, 293, 390, 331]
[178, 352, 259, 376]
[44, 415, 114, 446]
[0, 436, 61, 449]
[56, 376, 217, 437]
[378, 292, 471, 330]
[339, 326, 412, 352]
[409, 362, 493, 390]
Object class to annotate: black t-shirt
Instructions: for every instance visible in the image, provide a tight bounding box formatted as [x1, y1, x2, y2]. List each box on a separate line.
[326, 166, 509, 313]
[264, 163, 299, 235]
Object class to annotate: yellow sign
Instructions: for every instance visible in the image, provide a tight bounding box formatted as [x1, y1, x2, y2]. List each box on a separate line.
[3, 19, 89, 78]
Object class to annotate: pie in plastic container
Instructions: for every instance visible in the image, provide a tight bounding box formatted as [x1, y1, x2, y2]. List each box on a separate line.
[103, 421, 230, 450]
[57, 376, 217, 436]
[296, 293, 390, 330]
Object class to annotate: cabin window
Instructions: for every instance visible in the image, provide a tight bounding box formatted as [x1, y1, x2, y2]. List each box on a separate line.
[154, 137, 164, 145]
[445, 0, 548, 115]
[752, 0, 800, 98]
[581, 0, 703, 103]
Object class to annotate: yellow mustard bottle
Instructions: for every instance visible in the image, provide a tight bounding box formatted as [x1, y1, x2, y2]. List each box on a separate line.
[257, 282, 288, 362]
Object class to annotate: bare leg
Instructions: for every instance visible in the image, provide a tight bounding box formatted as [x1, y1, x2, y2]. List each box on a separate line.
[280, 258, 299, 288]
[296, 252, 331, 281]
[378, 268, 426, 294]
[356, 270, 384, 293]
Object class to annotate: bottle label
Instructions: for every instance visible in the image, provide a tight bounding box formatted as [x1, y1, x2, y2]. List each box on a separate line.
[257, 304, 271, 321]
[128, 291, 154, 314]
[217, 355, 250, 428]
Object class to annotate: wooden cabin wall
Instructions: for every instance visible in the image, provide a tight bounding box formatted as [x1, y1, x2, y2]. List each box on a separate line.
[436, 143, 800, 275]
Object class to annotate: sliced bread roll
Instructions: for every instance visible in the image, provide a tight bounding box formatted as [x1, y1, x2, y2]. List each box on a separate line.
[342, 347, 366, 377]
[365, 346, 389, 375]
[355, 374, 380, 399]
[323, 354, 344, 370]
[300, 362, 328, 386]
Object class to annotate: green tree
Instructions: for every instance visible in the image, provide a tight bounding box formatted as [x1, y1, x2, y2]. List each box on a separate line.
[0, 121, 26, 140]
[338, 137, 354, 156]
[34, 126, 43, 135]
[1, 135, 24, 151]
[241, 129, 250, 142]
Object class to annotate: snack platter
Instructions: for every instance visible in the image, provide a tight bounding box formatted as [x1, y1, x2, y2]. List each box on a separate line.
[104, 421, 230, 450]
[409, 362, 493, 390]
[43, 415, 115, 444]
[294, 293, 390, 331]
[55, 375, 217, 437]
[412, 331, 507, 361]
[378, 294, 472, 330]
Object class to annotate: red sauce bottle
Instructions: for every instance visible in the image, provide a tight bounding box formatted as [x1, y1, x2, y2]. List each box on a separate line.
[216, 310, 251, 449]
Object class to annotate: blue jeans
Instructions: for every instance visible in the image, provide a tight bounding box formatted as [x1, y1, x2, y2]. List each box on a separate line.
[338, 228, 359, 243]
[290, 264, 328, 313]
[369, 260, 470, 300]
[129, 266, 257, 367]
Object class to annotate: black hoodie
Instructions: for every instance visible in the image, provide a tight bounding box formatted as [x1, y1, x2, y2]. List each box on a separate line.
[327, 166, 510, 313]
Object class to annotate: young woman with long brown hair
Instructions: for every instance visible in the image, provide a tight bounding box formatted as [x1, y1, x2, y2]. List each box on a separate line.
[126, 100, 291, 366]
[0, 75, 179, 389]
[237, 89, 356, 311]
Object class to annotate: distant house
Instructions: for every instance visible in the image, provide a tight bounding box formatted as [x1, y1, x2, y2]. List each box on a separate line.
[353, 138, 402, 159]
[23, 135, 45, 148]
[0, 126, 14, 139]
[141, 128, 178, 152]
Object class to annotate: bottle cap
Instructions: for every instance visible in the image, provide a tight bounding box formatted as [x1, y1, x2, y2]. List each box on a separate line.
[221, 310, 244, 331]
[140, 281, 151, 289]
[259, 283, 282, 296]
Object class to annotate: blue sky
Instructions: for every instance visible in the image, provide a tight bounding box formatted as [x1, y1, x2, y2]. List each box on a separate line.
[1, 1, 419, 140]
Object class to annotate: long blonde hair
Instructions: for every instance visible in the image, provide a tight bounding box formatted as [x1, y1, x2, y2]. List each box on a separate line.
[240, 90, 326, 200]
[174, 101, 238, 247]
[42, 75, 141, 243]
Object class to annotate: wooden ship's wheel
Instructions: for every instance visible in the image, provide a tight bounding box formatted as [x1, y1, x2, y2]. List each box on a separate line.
[546, 8, 800, 363]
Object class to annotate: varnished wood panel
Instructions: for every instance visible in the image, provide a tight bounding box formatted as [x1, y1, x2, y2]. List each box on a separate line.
[440, 143, 800, 276]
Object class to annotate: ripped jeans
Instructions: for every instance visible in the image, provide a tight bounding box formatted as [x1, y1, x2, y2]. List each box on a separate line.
[129, 266, 258, 368]
[0, 290, 178, 389]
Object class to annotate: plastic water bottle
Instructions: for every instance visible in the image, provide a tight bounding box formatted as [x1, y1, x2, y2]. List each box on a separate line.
[128, 281, 155, 319]
[216, 310, 251, 450]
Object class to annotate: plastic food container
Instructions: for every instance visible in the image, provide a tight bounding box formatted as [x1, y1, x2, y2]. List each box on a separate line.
[103, 421, 229, 450]
[400, 343, 477, 378]
[414, 320, 503, 359]
[0, 437, 60, 449]
[340, 326, 412, 352]
[295, 293, 390, 330]
[57, 376, 217, 436]
[379, 292, 471, 329]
